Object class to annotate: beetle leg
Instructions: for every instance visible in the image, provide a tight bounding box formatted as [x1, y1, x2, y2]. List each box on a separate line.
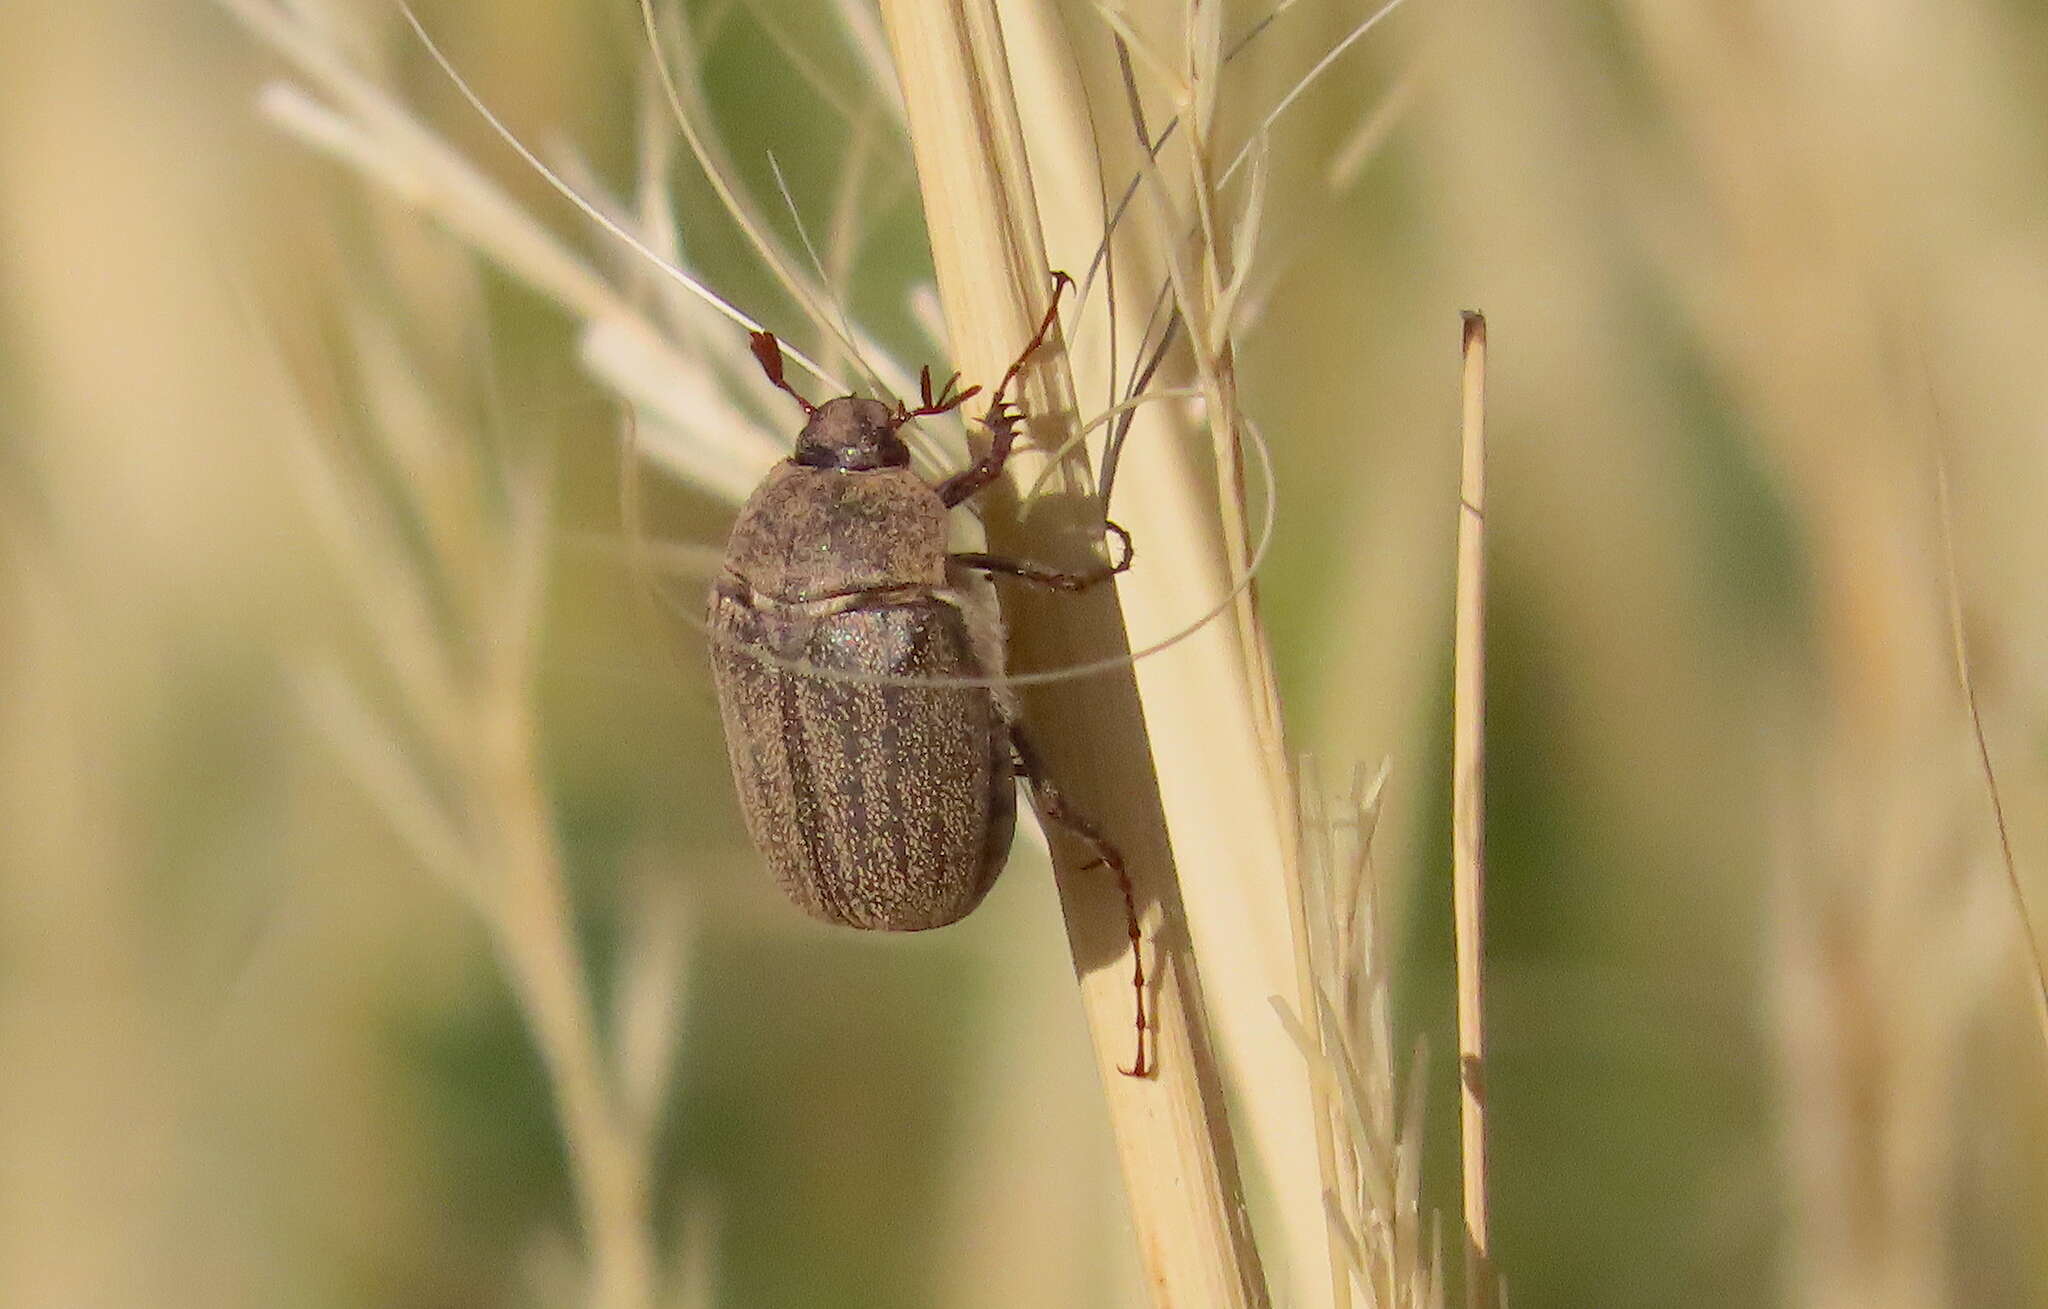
[1010, 725, 1150, 1079]
[950, 521, 1134, 592]
[936, 272, 1073, 508]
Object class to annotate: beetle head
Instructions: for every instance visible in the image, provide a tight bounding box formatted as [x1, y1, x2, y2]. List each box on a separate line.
[752, 329, 979, 472]
[793, 397, 910, 471]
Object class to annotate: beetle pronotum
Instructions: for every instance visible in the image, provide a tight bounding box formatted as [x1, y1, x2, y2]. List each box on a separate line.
[707, 274, 1151, 1077]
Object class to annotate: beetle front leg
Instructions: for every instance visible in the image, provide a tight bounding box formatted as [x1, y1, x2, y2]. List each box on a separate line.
[936, 272, 1073, 508]
[951, 521, 1134, 593]
[1010, 725, 1150, 1079]
[935, 400, 1021, 509]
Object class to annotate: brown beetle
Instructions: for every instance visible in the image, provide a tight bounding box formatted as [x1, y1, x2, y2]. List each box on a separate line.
[707, 275, 1149, 1075]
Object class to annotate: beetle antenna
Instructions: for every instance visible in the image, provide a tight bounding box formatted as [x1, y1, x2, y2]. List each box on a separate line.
[896, 364, 982, 423]
[750, 330, 816, 415]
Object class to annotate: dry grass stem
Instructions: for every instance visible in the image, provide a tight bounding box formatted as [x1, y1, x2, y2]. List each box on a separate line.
[1002, 5, 1365, 1302]
[222, 1, 1426, 1301]
[1773, 758, 2008, 1309]
[874, 1, 1286, 1303]
[1929, 408, 2048, 1055]
[479, 697, 658, 1309]
[223, 0, 830, 503]
[1452, 313, 1496, 1307]
[25, 0, 2048, 1302]
[1280, 759, 1443, 1309]
[275, 275, 678, 1309]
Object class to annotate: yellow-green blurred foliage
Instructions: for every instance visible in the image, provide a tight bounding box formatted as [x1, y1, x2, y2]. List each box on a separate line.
[3, 0, 2045, 1306]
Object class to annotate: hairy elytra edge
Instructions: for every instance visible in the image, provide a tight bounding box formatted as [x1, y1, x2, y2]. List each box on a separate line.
[706, 274, 1151, 1077]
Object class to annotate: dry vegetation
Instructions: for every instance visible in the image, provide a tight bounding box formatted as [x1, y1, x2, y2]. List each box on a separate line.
[2, 0, 2046, 1306]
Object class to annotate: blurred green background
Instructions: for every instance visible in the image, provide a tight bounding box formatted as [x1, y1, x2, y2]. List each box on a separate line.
[3, 0, 2045, 1306]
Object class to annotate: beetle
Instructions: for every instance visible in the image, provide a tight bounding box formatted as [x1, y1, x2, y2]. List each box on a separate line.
[707, 274, 1150, 1076]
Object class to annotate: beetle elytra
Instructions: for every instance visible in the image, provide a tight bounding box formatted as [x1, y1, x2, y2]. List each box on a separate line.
[707, 275, 1151, 1076]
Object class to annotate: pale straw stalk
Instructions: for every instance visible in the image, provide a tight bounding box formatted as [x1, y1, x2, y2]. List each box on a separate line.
[875, 1, 1330, 1304]
[281, 275, 680, 1309]
[1451, 312, 1495, 1308]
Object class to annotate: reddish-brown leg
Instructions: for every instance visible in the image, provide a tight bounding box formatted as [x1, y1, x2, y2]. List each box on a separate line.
[1010, 724, 1149, 1079]
[950, 521, 1134, 592]
[936, 271, 1075, 509]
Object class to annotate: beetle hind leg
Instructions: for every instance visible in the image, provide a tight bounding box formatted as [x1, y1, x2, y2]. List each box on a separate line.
[1010, 725, 1150, 1079]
